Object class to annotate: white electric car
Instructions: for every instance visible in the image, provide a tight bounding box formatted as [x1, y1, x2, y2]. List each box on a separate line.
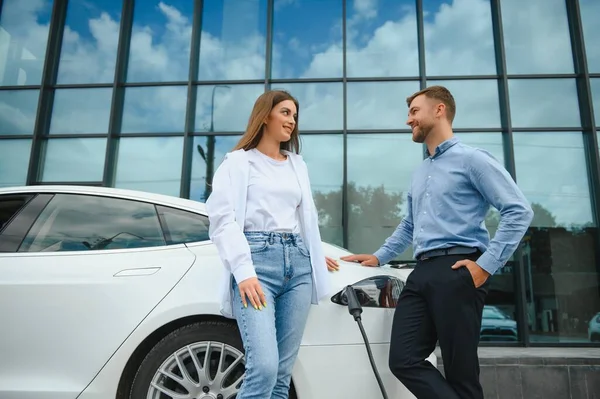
[0, 185, 436, 399]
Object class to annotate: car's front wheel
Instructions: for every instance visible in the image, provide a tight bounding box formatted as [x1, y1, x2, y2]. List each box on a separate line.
[130, 321, 246, 399]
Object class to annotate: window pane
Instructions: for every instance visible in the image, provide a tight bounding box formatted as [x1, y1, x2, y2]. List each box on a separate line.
[346, 0, 418, 78]
[347, 81, 420, 130]
[195, 84, 264, 132]
[56, 0, 121, 84]
[581, 0, 600, 73]
[0, 1, 51, 85]
[301, 134, 344, 247]
[501, 0, 574, 74]
[19, 194, 165, 252]
[424, 0, 495, 76]
[272, 83, 343, 130]
[426, 80, 501, 128]
[272, 0, 342, 79]
[347, 134, 423, 260]
[49, 88, 112, 134]
[509, 79, 580, 128]
[190, 135, 240, 202]
[121, 87, 187, 133]
[0, 139, 31, 187]
[41, 138, 106, 182]
[592, 79, 600, 127]
[0, 90, 39, 135]
[115, 137, 183, 196]
[0, 195, 31, 233]
[157, 206, 210, 244]
[514, 132, 599, 343]
[199, 0, 267, 81]
[515, 133, 593, 227]
[127, 1, 192, 82]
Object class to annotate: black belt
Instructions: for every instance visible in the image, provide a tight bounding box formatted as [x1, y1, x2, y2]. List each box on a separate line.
[417, 246, 478, 261]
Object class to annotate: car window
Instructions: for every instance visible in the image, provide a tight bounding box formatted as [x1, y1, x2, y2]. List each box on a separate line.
[18, 194, 166, 252]
[157, 205, 210, 245]
[0, 195, 32, 233]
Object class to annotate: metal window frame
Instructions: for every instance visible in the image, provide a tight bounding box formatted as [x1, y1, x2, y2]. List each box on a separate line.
[490, 0, 529, 347]
[26, 0, 67, 185]
[180, 0, 204, 199]
[342, 0, 348, 248]
[102, 0, 133, 187]
[566, 0, 600, 350]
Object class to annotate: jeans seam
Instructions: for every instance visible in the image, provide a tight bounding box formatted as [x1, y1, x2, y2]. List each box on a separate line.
[239, 304, 251, 367]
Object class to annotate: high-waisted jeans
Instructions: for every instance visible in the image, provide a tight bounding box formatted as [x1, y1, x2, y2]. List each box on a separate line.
[232, 231, 314, 399]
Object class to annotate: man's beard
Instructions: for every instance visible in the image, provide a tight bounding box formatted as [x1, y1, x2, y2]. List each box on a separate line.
[412, 123, 432, 143]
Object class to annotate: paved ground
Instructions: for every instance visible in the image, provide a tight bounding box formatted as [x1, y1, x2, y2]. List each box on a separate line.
[435, 347, 600, 399]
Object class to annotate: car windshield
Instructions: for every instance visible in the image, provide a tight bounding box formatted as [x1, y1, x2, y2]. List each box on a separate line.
[483, 307, 510, 320]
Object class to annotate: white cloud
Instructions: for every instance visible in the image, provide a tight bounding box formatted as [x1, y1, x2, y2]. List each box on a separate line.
[0, 90, 38, 134]
[353, 0, 379, 21]
[501, 0, 574, 74]
[0, 0, 50, 85]
[424, 0, 496, 75]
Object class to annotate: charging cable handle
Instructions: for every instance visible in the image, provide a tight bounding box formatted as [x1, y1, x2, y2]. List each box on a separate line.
[344, 286, 389, 399]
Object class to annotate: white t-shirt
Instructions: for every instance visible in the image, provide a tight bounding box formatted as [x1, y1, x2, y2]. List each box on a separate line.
[244, 148, 302, 233]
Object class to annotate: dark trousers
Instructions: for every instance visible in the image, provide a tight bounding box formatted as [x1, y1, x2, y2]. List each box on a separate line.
[388, 251, 489, 399]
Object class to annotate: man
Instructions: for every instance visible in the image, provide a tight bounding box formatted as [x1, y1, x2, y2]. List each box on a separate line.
[341, 86, 533, 399]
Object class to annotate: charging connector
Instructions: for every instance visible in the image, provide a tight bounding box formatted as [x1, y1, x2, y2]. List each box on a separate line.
[344, 286, 389, 399]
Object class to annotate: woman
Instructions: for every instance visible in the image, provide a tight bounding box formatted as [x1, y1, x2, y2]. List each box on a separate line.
[206, 90, 339, 398]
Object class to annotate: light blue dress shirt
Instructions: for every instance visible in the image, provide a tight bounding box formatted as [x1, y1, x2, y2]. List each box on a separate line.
[373, 137, 534, 275]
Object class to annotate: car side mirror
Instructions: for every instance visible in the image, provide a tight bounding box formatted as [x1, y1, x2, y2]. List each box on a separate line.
[331, 275, 405, 309]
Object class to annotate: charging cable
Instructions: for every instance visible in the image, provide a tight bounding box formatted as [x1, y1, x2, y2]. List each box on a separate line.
[344, 285, 389, 399]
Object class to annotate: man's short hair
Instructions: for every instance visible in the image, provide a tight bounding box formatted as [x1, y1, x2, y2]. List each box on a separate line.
[406, 85, 456, 122]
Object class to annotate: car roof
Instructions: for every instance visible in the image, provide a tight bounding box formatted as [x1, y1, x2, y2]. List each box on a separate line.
[0, 185, 207, 214]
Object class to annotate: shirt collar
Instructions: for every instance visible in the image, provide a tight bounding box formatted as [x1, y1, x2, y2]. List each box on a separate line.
[426, 136, 459, 158]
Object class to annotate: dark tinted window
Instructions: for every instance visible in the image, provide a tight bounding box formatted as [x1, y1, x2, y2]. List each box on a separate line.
[157, 206, 210, 244]
[0, 195, 31, 233]
[19, 194, 165, 252]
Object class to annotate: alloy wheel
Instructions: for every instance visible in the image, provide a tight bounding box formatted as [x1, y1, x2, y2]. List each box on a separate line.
[146, 341, 245, 399]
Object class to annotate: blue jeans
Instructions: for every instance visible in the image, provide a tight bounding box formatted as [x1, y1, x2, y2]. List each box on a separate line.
[232, 231, 314, 399]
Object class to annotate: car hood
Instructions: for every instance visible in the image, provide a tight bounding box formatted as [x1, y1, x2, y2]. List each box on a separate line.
[481, 318, 517, 328]
[321, 242, 413, 283]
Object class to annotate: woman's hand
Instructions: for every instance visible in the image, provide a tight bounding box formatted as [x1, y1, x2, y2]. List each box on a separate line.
[326, 256, 339, 271]
[237, 277, 267, 310]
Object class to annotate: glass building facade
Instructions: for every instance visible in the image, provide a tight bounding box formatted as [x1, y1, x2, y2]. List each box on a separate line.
[1, 0, 599, 346]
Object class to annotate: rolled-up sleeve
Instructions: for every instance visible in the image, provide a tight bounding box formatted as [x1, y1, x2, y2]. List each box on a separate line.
[205, 157, 256, 284]
[468, 149, 534, 275]
[373, 191, 414, 265]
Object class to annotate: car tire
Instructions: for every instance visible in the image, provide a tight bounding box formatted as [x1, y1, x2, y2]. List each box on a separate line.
[129, 320, 297, 398]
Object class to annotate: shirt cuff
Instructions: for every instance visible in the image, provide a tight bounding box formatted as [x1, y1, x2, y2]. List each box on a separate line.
[476, 251, 503, 275]
[232, 263, 257, 284]
[373, 248, 392, 266]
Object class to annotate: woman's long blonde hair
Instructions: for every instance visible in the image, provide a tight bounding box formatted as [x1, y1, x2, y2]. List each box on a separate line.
[233, 90, 301, 153]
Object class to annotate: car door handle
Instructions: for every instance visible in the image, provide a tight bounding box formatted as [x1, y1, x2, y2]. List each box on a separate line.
[113, 267, 161, 277]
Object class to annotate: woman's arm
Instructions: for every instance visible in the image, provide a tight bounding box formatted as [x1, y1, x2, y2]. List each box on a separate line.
[206, 157, 256, 284]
